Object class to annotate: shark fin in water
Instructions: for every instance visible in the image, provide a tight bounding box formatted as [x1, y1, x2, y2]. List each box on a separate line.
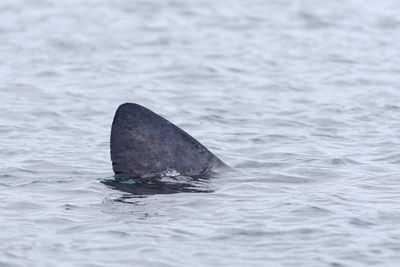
[110, 103, 230, 179]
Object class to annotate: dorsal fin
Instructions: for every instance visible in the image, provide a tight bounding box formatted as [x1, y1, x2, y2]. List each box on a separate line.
[110, 103, 229, 179]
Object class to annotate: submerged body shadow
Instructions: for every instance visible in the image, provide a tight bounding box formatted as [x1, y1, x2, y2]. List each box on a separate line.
[102, 172, 215, 195]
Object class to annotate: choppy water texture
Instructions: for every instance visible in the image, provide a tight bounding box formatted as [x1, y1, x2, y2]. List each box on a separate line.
[1, 0, 400, 266]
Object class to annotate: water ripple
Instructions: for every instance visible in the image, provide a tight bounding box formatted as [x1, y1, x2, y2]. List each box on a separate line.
[1, 0, 400, 266]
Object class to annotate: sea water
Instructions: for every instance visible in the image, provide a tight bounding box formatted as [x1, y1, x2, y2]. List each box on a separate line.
[1, 0, 400, 266]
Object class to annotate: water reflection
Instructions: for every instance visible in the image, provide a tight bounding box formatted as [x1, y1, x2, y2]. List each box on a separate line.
[102, 175, 215, 195]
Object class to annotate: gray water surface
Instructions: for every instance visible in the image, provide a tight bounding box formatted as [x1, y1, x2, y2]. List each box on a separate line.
[1, 0, 400, 266]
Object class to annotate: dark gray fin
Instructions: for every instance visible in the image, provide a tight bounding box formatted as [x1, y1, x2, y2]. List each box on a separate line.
[110, 103, 230, 179]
